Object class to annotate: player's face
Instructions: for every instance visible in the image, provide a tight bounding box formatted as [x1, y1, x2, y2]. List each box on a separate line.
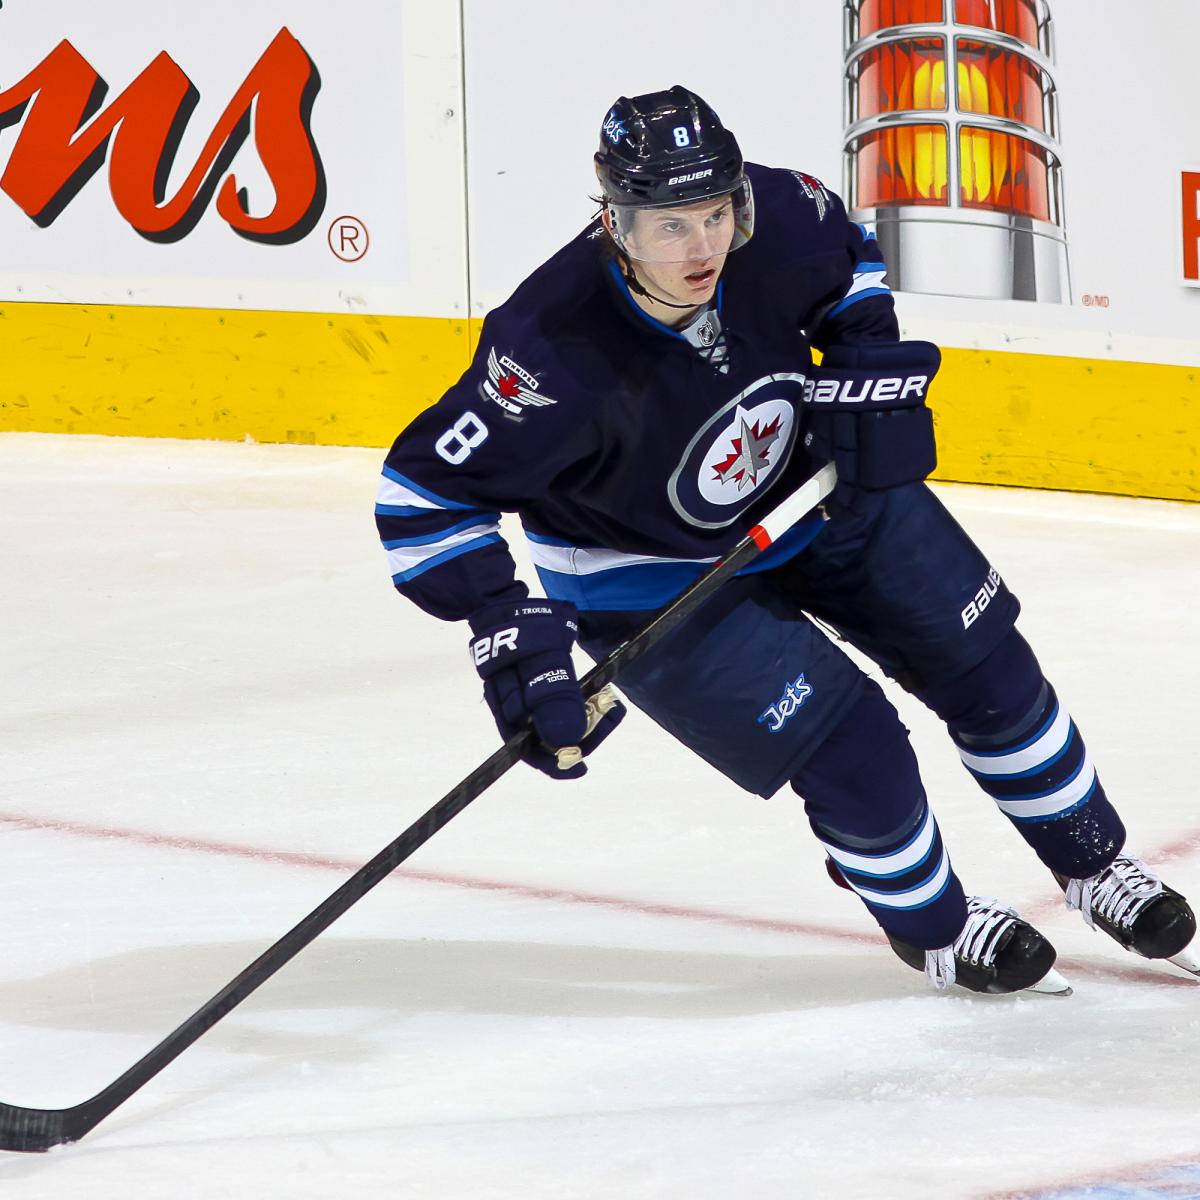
[624, 195, 736, 305]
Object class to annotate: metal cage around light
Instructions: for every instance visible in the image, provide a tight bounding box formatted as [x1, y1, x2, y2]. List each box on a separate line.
[843, 0, 1070, 302]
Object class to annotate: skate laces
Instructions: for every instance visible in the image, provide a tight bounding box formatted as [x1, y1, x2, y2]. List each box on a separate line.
[1065, 854, 1163, 931]
[924, 896, 1017, 991]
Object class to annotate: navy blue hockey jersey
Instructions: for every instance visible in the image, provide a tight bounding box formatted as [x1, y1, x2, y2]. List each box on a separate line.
[376, 164, 899, 621]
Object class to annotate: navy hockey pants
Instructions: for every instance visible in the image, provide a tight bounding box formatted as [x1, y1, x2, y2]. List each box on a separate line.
[579, 482, 1124, 950]
[578, 482, 1019, 798]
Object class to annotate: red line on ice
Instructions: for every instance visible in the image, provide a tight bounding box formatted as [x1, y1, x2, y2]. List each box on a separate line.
[0, 809, 879, 946]
[1, 810, 1196, 990]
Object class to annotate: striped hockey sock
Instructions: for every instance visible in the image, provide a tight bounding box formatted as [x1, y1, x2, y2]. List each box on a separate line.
[816, 799, 967, 950]
[792, 679, 968, 949]
[953, 681, 1124, 878]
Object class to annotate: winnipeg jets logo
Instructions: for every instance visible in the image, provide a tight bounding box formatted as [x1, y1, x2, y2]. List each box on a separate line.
[712, 412, 783, 490]
[757, 673, 814, 734]
[696, 397, 793, 507]
[479, 347, 557, 418]
[668, 374, 805, 529]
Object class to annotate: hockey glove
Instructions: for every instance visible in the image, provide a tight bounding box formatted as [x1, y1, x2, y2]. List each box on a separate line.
[468, 598, 626, 779]
[804, 340, 941, 517]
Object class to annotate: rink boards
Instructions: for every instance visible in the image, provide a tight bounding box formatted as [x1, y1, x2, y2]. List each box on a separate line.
[2, 299, 1196, 501]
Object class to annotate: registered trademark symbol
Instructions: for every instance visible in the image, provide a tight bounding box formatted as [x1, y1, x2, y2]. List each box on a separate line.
[328, 215, 369, 262]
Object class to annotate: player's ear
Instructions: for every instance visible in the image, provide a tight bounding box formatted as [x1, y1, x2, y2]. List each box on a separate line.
[600, 204, 615, 237]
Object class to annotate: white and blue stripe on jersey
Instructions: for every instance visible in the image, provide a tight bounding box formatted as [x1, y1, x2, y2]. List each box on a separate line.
[377, 467, 824, 603]
[383, 517, 503, 585]
[827, 240, 891, 319]
[377, 467, 479, 516]
[376, 468, 501, 585]
[525, 515, 826, 611]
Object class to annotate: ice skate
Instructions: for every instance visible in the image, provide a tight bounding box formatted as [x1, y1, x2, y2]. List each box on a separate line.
[1055, 853, 1199, 976]
[888, 895, 1071, 995]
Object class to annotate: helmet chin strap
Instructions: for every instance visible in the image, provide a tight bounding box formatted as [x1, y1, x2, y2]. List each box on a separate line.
[619, 255, 701, 312]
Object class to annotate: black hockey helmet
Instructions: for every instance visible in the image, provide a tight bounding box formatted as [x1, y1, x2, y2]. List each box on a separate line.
[594, 86, 754, 262]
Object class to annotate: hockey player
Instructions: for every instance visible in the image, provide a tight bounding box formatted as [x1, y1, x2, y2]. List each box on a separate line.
[375, 86, 1197, 995]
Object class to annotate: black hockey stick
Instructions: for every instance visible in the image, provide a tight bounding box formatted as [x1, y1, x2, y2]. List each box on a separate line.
[0, 462, 837, 1153]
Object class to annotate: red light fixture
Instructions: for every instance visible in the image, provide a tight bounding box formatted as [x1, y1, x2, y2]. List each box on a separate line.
[844, 0, 1070, 301]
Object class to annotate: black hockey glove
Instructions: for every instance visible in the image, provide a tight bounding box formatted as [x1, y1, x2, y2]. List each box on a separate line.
[468, 598, 625, 779]
[803, 340, 941, 517]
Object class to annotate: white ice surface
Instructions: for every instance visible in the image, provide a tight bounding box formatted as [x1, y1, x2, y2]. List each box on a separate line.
[1, 434, 1198, 1200]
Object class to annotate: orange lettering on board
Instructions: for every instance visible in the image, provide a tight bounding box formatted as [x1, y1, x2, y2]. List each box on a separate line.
[0, 27, 325, 243]
[1184, 172, 1200, 283]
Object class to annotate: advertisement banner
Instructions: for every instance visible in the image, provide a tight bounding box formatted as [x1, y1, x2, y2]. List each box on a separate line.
[0, 0, 467, 317]
[1184, 170, 1200, 289]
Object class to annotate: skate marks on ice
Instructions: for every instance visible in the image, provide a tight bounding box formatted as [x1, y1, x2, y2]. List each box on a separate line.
[0, 937, 911, 1038]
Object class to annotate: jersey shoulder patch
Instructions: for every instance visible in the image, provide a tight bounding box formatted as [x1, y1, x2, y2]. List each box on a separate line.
[743, 161, 848, 250]
[466, 308, 606, 434]
[478, 345, 559, 418]
[787, 170, 833, 222]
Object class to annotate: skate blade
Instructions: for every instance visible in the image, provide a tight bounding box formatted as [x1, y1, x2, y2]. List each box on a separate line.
[1167, 943, 1200, 977]
[1027, 966, 1073, 996]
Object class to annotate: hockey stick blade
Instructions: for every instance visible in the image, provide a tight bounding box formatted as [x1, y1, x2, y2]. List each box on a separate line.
[0, 462, 836, 1153]
[0, 1105, 75, 1155]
